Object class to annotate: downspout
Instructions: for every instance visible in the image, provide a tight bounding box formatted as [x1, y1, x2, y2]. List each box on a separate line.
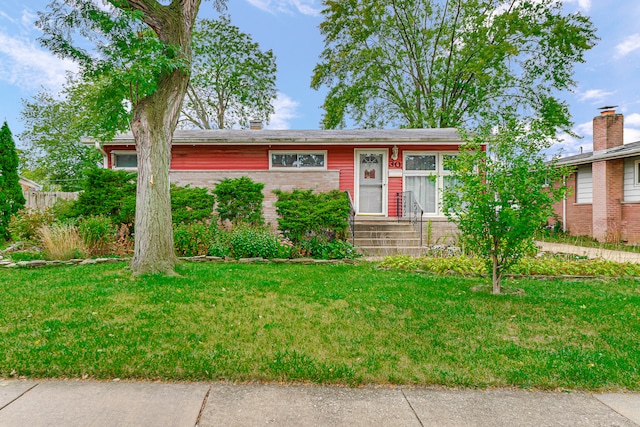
[562, 175, 567, 232]
[94, 141, 108, 168]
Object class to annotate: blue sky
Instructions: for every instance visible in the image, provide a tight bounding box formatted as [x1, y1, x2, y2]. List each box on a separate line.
[0, 0, 639, 156]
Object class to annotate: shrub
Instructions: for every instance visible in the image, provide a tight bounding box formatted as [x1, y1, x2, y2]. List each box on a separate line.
[173, 222, 219, 257]
[213, 176, 264, 225]
[229, 225, 290, 259]
[79, 215, 116, 256]
[49, 198, 77, 223]
[8, 209, 56, 243]
[38, 223, 86, 260]
[72, 168, 137, 225]
[8, 251, 45, 262]
[112, 223, 134, 257]
[300, 237, 358, 260]
[171, 184, 215, 225]
[273, 189, 350, 243]
[0, 122, 26, 241]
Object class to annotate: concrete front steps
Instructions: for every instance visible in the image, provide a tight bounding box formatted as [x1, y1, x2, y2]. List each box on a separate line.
[353, 219, 423, 256]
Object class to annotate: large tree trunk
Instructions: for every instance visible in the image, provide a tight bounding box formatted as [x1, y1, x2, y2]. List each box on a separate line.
[127, 0, 201, 275]
[130, 70, 187, 274]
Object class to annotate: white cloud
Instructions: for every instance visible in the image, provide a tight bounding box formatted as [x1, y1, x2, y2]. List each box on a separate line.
[20, 9, 37, 31]
[549, 132, 587, 157]
[578, 89, 615, 104]
[0, 31, 77, 92]
[615, 34, 640, 58]
[564, 0, 591, 11]
[265, 92, 299, 129]
[245, 0, 320, 16]
[551, 121, 593, 157]
[574, 120, 593, 138]
[625, 127, 640, 144]
[0, 10, 17, 24]
[625, 113, 640, 127]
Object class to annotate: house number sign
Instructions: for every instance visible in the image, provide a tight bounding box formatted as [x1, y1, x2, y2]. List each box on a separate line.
[389, 160, 402, 168]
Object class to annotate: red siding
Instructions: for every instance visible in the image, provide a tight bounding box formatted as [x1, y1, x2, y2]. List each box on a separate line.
[326, 146, 355, 193]
[172, 145, 268, 170]
[106, 142, 460, 217]
[388, 177, 403, 218]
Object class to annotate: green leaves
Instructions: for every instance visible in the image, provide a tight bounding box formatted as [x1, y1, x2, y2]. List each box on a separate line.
[184, 16, 277, 129]
[0, 122, 26, 241]
[312, 0, 597, 130]
[443, 116, 571, 292]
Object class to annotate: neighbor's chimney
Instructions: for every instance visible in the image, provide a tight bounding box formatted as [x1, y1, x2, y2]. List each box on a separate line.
[593, 106, 623, 151]
[249, 119, 263, 130]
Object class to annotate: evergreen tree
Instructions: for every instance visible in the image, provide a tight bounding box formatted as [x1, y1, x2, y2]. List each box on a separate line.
[0, 121, 26, 240]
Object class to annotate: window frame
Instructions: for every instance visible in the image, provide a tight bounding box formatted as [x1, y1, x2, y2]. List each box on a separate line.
[268, 150, 328, 171]
[635, 159, 640, 187]
[111, 150, 138, 170]
[575, 164, 593, 204]
[403, 151, 457, 217]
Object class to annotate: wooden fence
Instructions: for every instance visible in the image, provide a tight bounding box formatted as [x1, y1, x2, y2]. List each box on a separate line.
[23, 191, 80, 211]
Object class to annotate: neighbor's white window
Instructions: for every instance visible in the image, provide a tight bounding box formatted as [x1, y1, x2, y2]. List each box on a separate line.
[269, 151, 327, 170]
[635, 159, 640, 186]
[403, 152, 456, 216]
[575, 164, 593, 204]
[112, 151, 137, 170]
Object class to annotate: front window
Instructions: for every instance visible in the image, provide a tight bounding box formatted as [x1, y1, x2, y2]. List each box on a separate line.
[404, 152, 456, 216]
[112, 151, 137, 169]
[269, 151, 326, 170]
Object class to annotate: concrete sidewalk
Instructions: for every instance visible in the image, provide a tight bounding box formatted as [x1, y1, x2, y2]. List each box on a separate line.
[1, 379, 639, 427]
[536, 241, 640, 264]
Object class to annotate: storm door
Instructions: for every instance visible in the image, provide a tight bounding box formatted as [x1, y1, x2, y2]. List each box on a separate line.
[355, 149, 387, 215]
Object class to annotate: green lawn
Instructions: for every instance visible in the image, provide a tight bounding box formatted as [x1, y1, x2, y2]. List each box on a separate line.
[2, 262, 639, 391]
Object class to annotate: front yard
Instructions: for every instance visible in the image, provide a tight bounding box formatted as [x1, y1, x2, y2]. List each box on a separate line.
[1, 262, 639, 390]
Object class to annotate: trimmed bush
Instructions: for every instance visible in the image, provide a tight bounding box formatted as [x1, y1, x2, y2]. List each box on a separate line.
[73, 168, 136, 225]
[213, 176, 264, 225]
[171, 184, 215, 225]
[273, 189, 350, 243]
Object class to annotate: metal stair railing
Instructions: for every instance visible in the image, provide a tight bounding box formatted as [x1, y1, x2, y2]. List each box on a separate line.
[396, 191, 424, 248]
[346, 190, 356, 246]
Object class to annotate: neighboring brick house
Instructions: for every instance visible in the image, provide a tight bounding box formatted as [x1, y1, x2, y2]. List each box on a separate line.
[19, 176, 42, 192]
[94, 128, 468, 236]
[552, 109, 640, 243]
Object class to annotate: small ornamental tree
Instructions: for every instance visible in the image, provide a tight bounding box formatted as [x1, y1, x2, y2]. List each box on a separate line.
[213, 176, 264, 225]
[0, 122, 26, 240]
[442, 117, 569, 294]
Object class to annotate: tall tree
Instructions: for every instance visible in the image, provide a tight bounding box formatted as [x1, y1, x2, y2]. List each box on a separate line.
[442, 116, 569, 294]
[37, 0, 225, 275]
[0, 122, 26, 241]
[19, 89, 102, 191]
[182, 16, 277, 129]
[311, 0, 596, 130]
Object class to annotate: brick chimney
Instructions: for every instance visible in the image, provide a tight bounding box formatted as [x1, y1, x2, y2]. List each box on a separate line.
[249, 120, 263, 130]
[593, 106, 623, 151]
[592, 107, 624, 242]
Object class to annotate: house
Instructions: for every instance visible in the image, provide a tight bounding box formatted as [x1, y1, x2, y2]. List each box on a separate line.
[552, 108, 640, 244]
[94, 127, 470, 252]
[19, 176, 42, 192]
